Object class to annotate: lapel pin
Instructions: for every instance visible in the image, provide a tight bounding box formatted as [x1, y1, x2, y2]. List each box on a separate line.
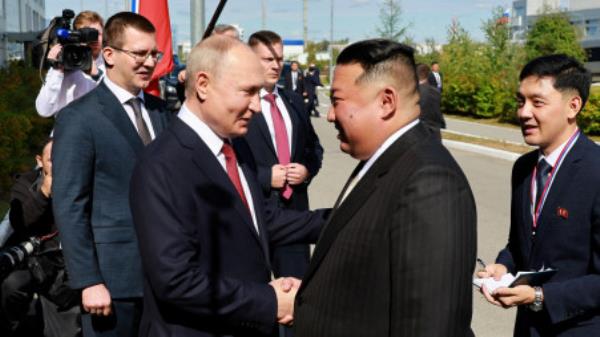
[557, 207, 569, 219]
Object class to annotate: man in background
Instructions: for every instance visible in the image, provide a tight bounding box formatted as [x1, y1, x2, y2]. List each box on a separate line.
[417, 63, 445, 139]
[52, 12, 171, 337]
[36, 11, 105, 119]
[428, 61, 443, 92]
[284, 61, 305, 97]
[245, 30, 323, 321]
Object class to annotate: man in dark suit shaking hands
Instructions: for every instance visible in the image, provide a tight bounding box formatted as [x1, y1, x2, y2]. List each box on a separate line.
[129, 36, 326, 337]
[51, 12, 171, 337]
[293, 39, 477, 337]
[478, 55, 600, 337]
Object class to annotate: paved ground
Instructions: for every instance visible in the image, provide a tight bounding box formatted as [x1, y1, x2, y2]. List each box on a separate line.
[445, 117, 525, 145]
[307, 95, 518, 336]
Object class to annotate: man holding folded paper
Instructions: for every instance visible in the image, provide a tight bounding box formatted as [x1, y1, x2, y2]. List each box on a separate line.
[477, 54, 600, 337]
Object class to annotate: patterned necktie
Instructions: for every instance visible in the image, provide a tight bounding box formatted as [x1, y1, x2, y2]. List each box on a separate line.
[222, 141, 250, 212]
[535, 159, 552, 207]
[264, 93, 293, 199]
[127, 97, 152, 145]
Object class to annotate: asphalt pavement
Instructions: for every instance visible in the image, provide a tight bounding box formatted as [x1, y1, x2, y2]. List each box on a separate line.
[308, 89, 517, 336]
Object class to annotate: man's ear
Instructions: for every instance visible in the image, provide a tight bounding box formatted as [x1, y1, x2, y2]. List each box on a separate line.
[380, 86, 397, 120]
[102, 47, 115, 67]
[567, 94, 583, 119]
[35, 155, 43, 169]
[195, 71, 210, 101]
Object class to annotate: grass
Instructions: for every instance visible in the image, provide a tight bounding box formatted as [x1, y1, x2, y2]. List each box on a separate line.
[442, 131, 533, 154]
[592, 86, 600, 96]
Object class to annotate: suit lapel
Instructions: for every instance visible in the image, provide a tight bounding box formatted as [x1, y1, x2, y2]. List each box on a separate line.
[279, 91, 301, 159]
[97, 82, 145, 154]
[254, 113, 278, 157]
[301, 124, 428, 287]
[173, 119, 264, 250]
[529, 136, 586, 261]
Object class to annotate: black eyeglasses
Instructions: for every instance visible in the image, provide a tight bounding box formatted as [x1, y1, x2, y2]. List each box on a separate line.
[110, 46, 163, 63]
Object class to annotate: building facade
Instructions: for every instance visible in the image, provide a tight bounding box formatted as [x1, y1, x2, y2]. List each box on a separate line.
[511, 0, 600, 80]
[0, 0, 45, 66]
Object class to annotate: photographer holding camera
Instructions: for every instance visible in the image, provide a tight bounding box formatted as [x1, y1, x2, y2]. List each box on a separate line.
[36, 11, 105, 118]
[0, 139, 80, 337]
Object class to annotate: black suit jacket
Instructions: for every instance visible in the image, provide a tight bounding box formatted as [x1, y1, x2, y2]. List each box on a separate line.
[244, 89, 323, 210]
[283, 70, 305, 96]
[129, 117, 327, 337]
[428, 71, 443, 91]
[52, 82, 170, 298]
[294, 123, 477, 337]
[419, 83, 446, 136]
[496, 134, 600, 337]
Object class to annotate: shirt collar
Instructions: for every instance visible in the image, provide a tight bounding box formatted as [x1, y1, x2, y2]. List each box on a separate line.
[260, 86, 280, 99]
[538, 130, 577, 167]
[177, 103, 224, 157]
[356, 119, 420, 180]
[103, 75, 144, 105]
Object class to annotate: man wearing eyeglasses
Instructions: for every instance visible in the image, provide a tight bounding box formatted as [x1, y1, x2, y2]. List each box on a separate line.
[51, 12, 171, 337]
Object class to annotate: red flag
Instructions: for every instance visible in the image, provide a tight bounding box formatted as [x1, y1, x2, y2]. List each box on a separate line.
[139, 0, 174, 96]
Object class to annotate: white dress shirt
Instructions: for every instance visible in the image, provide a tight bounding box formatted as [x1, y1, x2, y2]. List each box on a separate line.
[341, 119, 420, 202]
[259, 87, 293, 155]
[178, 103, 259, 232]
[103, 76, 156, 139]
[531, 130, 579, 212]
[291, 71, 298, 91]
[35, 55, 105, 118]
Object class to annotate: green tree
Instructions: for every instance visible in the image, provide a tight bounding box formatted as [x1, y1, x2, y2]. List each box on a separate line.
[525, 8, 586, 62]
[376, 0, 411, 42]
[0, 61, 52, 200]
[440, 20, 484, 116]
[476, 7, 524, 121]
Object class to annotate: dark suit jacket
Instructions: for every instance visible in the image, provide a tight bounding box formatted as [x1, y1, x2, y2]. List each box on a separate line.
[244, 89, 323, 211]
[428, 71, 443, 91]
[419, 83, 446, 137]
[129, 118, 327, 337]
[496, 134, 600, 337]
[51, 82, 171, 298]
[294, 123, 477, 337]
[283, 70, 305, 96]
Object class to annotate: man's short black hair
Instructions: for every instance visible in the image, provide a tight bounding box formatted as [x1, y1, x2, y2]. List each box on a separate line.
[520, 54, 592, 111]
[336, 38, 418, 94]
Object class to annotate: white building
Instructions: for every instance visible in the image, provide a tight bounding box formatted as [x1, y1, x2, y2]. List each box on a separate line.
[511, 0, 600, 80]
[0, 0, 46, 65]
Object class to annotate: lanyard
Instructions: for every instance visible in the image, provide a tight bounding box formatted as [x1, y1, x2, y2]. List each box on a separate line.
[530, 129, 580, 229]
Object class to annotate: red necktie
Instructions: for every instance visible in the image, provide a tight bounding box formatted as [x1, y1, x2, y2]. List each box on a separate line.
[264, 93, 293, 199]
[221, 141, 251, 212]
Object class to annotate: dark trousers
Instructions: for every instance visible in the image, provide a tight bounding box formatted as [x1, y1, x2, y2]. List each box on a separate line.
[0, 268, 37, 334]
[304, 94, 320, 117]
[81, 298, 142, 337]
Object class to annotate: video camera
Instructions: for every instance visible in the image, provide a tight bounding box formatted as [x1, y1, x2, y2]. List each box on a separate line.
[34, 9, 99, 73]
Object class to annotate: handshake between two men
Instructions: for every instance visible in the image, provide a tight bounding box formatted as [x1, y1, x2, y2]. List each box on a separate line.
[271, 277, 302, 325]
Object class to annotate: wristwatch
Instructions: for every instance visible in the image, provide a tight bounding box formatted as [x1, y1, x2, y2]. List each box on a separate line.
[529, 286, 543, 312]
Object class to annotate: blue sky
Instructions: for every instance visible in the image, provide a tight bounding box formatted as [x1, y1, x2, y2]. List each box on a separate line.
[46, 0, 512, 45]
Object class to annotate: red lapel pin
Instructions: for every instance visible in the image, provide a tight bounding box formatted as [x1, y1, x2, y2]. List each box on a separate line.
[557, 207, 569, 219]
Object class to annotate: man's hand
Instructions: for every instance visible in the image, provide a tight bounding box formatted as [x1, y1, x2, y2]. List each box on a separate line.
[82, 284, 112, 316]
[271, 164, 287, 188]
[476, 263, 508, 281]
[285, 163, 309, 186]
[40, 170, 52, 198]
[493, 285, 536, 308]
[270, 277, 301, 325]
[47, 45, 64, 71]
[177, 69, 187, 83]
